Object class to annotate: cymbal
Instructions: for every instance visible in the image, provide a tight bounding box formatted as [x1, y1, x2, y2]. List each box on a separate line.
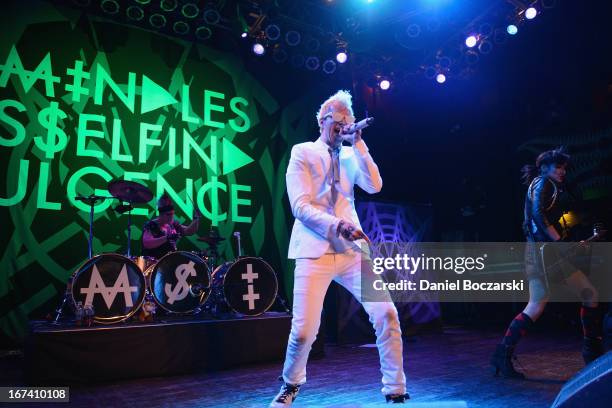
[108, 180, 153, 204]
[75, 194, 114, 206]
[197, 236, 226, 245]
[114, 204, 134, 214]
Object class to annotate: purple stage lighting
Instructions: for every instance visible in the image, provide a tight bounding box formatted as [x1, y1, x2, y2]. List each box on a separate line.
[379, 79, 390, 90]
[252, 43, 265, 56]
[336, 51, 348, 64]
[436, 73, 446, 84]
[525, 7, 537, 19]
[465, 35, 477, 48]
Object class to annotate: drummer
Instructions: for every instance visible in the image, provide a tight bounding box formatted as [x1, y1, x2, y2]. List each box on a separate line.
[142, 194, 201, 259]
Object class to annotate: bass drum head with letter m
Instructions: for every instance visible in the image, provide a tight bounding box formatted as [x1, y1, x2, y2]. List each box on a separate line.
[71, 253, 146, 324]
[147, 251, 210, 314]
[212, 257, 278, 316]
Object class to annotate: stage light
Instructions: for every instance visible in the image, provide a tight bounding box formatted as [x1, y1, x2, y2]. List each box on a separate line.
[265, 24, 281, 41]
[241, 32, 248, 38]
[126, 6, 145, 21]
[305, 56, 320, 71]
[406, 23, 421, 38]
[379, 79, 390, 90]
[181, 3, 199, 19]
[252, 43, 265, 56]
[149, 13, 167, 29]
[465, 35, 477, 48]
[196, 26, 212, 40]
[203, 9, 221, 25]
[559, 211, 577, 228]
[160, 0, 177, 12]
[336, 51, 347, 64]
[436, 73, 446, 84]
[101, 0, 119, 15]
[507, 24, 518, 35]
[322, 60, 337, 74]
[173, 21, 189, 35]
[525, 7, 537, 19]
[478, 40, 493, 54]
[285, 30, 301, 46]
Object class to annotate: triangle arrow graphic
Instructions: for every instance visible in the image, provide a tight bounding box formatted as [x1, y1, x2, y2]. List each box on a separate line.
[222, 139, 254, 175]
[141, 75, 177, 114]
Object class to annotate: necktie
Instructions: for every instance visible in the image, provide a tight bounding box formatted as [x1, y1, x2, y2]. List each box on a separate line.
[328, 146, 340, 185]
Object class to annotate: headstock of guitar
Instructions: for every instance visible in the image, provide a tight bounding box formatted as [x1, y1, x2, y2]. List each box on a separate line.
[592, 223, 607, 241]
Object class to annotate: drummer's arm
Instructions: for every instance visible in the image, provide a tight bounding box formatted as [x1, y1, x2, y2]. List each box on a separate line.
[181, 212, 201, 236]
[142, 230, 169, 249]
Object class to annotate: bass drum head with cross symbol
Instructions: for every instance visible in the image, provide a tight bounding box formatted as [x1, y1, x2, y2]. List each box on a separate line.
[211, 257, 278, 316]
[146, 251, 210, 314]
[71, 253, 146, 324]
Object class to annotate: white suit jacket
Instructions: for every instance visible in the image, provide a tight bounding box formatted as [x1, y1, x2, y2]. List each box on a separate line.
[286, 138, 383, 259]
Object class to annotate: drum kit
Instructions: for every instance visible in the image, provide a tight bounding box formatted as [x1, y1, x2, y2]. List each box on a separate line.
[53, 180, 284, 325]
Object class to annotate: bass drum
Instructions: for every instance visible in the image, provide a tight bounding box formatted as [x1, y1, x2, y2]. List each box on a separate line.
[146, 251, 210, 314]
[71, 253, 146, 324]
[211, 257, 278, 316]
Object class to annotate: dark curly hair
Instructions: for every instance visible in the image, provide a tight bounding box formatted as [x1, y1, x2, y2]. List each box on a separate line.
[157, 193, 174, 213]
[521, 146, 570, 185]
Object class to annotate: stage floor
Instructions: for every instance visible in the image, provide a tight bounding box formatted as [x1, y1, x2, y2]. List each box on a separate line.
[2, 326, 584, 407]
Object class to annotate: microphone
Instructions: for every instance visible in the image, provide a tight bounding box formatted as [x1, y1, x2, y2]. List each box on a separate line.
[342, 117, 374, 134]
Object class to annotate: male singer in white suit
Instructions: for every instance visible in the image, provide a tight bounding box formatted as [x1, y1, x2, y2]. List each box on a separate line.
[270, 90, 408, 407]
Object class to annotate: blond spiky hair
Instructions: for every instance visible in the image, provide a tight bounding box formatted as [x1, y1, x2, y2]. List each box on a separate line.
[316, 90, 354, 129]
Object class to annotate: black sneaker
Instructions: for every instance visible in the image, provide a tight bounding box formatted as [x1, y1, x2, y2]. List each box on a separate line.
[269, 383, 301, 407]
[385, 393, 410, 403]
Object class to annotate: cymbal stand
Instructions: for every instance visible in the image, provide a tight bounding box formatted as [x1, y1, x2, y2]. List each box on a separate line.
[233, 232, 242, 258]
[53, 194, 110, 324]
[74, 194, 112, 258]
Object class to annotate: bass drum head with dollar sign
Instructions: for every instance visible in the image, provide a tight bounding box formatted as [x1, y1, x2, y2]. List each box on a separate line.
[147, 251, 210, 314]
[71, 253, 146, 324]
[212, 257, 278, 316]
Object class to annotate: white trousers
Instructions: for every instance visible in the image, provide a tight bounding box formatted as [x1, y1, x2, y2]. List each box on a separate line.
[282, 249, 406, 395]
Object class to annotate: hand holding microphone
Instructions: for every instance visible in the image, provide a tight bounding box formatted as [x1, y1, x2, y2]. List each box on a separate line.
[341, 117, 374, 134]
[341, 117, 374, 143]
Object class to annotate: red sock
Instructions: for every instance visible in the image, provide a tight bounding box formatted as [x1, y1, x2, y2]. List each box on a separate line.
[502, 312, 534, 346]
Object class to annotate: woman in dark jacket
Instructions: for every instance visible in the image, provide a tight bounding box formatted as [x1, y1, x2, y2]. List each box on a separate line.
[490, 148, 604, 378]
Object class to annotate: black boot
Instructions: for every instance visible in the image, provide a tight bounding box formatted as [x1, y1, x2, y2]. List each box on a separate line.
[490, 344, 525, 379]
[582, 337, 604, 365]
[385, 393, 410, 403]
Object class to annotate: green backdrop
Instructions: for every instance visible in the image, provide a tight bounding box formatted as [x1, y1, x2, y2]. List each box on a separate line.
[0, 1, 320, 341]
